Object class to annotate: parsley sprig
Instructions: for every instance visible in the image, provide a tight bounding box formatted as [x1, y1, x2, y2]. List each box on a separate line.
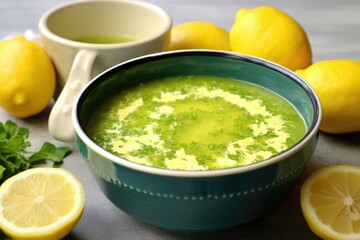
[0, 120, 72, 183]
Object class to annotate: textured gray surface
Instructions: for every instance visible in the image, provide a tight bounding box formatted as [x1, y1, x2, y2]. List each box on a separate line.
[0, 0, 360, 239]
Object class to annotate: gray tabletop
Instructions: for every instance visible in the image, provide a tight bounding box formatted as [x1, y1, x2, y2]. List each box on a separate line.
[1, 0, 359, 239]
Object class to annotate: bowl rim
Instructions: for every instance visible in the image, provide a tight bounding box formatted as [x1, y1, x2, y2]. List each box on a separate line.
[72, 49, 322, 178]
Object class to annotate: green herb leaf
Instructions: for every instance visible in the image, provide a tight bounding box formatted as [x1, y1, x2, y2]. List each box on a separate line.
[0, 120, 72, 183]
[28, 142, 72, 167]
[0, 165, 6, 180]
[5, 120, 29, 137]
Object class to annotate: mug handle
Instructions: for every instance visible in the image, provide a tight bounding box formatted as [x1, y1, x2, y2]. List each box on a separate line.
[48, 49, 97, 142]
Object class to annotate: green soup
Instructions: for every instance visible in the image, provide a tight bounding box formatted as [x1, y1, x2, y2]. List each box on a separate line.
[86, 75, 306, 171]
[73, 34, 137, 44]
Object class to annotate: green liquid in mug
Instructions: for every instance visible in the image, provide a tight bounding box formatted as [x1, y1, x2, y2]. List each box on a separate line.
[73, 35, 137, 44]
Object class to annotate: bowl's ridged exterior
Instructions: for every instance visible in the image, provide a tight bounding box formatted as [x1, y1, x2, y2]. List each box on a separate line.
[76, 132, 318, 231]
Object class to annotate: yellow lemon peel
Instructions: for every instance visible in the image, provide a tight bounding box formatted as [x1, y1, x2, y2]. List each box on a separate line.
[166, 21, 231, 51]
[296, 59, 360, 133]
[230, 6, 312, 71]
[0, 36, 55, 118]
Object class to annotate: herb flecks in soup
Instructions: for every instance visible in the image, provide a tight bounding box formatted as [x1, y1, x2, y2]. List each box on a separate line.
[87, 76, 306, 171]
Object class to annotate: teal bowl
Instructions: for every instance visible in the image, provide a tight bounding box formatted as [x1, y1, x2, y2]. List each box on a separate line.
[73, 50, 321, 232]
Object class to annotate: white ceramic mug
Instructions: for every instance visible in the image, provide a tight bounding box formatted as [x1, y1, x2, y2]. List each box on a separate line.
[38, 0, 172, 142]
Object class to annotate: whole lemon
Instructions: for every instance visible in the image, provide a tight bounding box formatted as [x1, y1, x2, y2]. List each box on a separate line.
[0, 36, 55, 118]
[296, 60, 360, 134]
[230, 6, 312, 71]
[166, 21, 231, 51]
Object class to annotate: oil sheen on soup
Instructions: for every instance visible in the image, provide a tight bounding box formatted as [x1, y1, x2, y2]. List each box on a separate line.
[86, 75, 306, 171]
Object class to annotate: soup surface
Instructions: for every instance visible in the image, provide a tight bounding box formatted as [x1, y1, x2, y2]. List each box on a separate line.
[86, 75, 306, 170]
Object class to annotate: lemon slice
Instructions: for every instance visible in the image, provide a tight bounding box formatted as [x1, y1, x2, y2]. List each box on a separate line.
[0, 168, 85, 240]
[301, 165, 360, 240]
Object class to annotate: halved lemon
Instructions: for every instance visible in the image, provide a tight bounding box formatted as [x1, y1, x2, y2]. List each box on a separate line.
[301, 165, 360, 240]
[0, 167, 85, 240]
